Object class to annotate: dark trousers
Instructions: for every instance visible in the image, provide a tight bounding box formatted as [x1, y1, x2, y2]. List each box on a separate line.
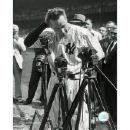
[102, 60, 117, 123]
[13, 56, 22, 99]
[26, 57, 50, 102]
[104, 81, 117, 123]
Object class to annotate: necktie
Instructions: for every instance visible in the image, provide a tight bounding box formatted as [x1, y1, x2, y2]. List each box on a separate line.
[106, 40, 114, 57]
[104, 40, 114, 63]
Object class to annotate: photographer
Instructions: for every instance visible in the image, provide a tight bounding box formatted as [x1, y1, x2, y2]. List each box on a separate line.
[24, 48, 51, 105]
[44, 7, 104, 129]
[13, 24, 26, 103]
[23, 28, 53, 105]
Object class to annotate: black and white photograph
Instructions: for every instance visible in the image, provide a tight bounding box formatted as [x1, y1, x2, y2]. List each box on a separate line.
[6, 0, 119, 129]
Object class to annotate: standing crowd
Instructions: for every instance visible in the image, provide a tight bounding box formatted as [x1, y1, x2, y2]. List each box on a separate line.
[13, 7, 117, 130]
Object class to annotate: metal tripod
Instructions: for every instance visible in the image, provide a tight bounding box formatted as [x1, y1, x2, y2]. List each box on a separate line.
[39, 76, 71, 130]
[62, 66, 116, 130]
[40, 55, 48, 110]
[39, 64, 116, 130]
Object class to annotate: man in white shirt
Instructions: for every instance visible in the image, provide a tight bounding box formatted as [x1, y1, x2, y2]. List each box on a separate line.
[13, 24, 26, 103]
[85, 18, 102, 42]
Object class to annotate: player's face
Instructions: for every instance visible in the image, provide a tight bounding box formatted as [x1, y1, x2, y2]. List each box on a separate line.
[49, 15, 68, 35]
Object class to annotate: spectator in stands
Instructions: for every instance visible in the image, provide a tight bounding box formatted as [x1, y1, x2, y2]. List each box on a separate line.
[85, 18, 102, 42]
[13, 24, 26, 103]
[99, 26, 107, 39]
[106, 21, 116, 38]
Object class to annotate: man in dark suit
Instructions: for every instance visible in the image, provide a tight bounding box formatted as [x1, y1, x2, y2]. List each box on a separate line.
[100, 21, 116, 54]
[102, 27, 117, 124]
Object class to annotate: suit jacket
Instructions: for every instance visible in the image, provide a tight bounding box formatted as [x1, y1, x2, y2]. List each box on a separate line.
[102, 41, 117, 86]
[100, 37, 111, 54]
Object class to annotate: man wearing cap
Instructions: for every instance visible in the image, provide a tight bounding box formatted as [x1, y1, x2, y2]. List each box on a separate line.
[13, 24, 26, 103]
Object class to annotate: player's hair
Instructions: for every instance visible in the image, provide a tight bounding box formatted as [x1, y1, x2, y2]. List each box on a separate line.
[45, 7, 67, 24]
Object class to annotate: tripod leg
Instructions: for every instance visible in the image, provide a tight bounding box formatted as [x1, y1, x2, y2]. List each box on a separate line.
[39, 83, 59, 130]
[59, 85, 67, 122]
[44, 64, 48, 108]
[45, 64, 48, 89]
[85, 79, 97, 130]
[58, 86, 65, 127]
[62, 78, 88, 130]
[62, 84, 72, 130]
[43, 64, 48, 110]
[41, 71, 47, 111]
[93, 79, 108, 112]
[95, 65, 117, 91]
[88, 79, 93, 130]
[75, 91, 84, 130]
[92, 79, 116, 130]
[62, 84, 69, 115]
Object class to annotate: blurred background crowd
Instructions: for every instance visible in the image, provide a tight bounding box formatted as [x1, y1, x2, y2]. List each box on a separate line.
[14, 0, 117, 37]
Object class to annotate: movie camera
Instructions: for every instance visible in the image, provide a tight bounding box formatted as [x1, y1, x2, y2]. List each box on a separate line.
[35, 30, 55, 72]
